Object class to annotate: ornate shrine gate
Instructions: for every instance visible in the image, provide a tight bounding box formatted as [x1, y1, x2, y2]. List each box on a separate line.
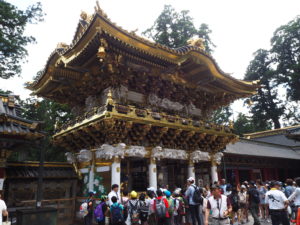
[26, 3, 258, 196]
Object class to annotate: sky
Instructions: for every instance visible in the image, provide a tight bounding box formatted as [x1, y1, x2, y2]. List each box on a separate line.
[1, 0, 300, 116]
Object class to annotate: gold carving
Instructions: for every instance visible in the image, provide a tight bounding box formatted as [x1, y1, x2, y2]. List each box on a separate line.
[187, 38, 206, 51]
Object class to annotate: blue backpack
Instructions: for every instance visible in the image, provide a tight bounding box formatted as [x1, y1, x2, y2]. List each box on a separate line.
[111, 204, 124, 223]
[94, 202, 105, 222]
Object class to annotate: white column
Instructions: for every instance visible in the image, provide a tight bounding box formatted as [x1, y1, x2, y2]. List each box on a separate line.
[88, 164, 95, 192]
[149, 158, 157, 190]
[111, 158, 121, 187]
[211, 161, 218, 183]
[188, 161, 195, 179]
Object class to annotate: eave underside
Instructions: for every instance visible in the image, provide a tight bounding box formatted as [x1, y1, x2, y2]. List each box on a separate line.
[53, 102, 237, 153]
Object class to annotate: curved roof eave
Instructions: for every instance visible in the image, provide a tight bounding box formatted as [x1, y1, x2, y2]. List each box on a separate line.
[27, 4, 259, 95]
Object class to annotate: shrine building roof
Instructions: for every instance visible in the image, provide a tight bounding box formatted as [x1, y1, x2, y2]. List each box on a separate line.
[26, 2, 259, 107]
[0, 94, 44, 147]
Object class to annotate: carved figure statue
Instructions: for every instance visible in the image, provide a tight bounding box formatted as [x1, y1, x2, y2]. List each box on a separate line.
[187, 38, 206, 51]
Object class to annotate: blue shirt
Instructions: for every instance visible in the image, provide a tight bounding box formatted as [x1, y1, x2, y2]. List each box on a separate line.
[285, 186, 295, 198]
[185, 184, 198, 205]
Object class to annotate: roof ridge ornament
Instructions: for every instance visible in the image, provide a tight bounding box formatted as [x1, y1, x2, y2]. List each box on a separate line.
[187, 38, 206, 51]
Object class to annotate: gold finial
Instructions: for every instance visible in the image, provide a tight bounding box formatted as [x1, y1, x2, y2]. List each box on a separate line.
[80, 11, 88, 21]
[187, 38, 206, 51]
[106, 89, 114, 105]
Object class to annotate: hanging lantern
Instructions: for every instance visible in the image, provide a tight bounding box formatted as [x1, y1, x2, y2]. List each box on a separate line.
[97, 46, 106, 61]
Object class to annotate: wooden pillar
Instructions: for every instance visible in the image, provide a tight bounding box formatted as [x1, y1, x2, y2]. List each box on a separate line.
[275, 168, 279, 180]
[234, 169, 240, 185]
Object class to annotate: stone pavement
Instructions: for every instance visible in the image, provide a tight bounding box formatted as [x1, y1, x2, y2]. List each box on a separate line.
[232, 217, 272, 225]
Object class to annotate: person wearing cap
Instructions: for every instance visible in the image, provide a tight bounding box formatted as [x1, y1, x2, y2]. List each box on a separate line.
[205, 185, 232, 225]
[108, 184, 120, 207]
[127, 191, 139, 225]
[265, 181, 289, 225]
[288, 177, 300, 225]
[185, 177, 202, 225]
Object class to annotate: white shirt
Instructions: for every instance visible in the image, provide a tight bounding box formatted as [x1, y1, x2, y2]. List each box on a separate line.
[0, 200, 7, 225]
[288, 187, 300, 206]
[207, 195, 230, 219]
[108, 191, 120, 206]
[265, 189, 288, 210]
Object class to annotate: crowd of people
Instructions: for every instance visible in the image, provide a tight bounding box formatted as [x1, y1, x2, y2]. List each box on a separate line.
[80, 177, 300, 225]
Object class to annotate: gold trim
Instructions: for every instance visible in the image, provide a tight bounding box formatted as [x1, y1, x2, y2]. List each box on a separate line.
[245, 124, 300, 139]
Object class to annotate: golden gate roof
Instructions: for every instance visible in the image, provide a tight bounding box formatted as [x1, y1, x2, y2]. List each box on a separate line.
[26, 2, 259, 109]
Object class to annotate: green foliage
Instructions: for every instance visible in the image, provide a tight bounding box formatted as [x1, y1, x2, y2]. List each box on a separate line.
[19, 98, 73, 161]
[245, 49, 285, 129]
[233, 113, 271, 136]
[271, 16, 300, 101]
[209, 106, 232, 125]
[143, 5, 215, 53]
[5, 96, 73, 162]
[0, 1, 43, 79]
[0, 88, 12, 94]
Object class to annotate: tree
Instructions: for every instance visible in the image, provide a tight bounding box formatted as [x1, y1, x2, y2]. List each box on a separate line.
[19, 98, 73, 161]
[244, 49, 285, 129]
[0, 1, 43, 79]
[209, 106, 232, 125]
[143, 5, 215, 53]
[233, 113, 271, 136]
[271, 16, 300, 101]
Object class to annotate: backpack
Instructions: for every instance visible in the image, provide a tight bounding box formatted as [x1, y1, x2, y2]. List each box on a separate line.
[192, 185, 203, 205]
[129, 200, 140, 225]
[166, 198, 174, 215]
[111, 203, 124, 224]
[231, 195, 240, 209]
[176, 198, 185, 215]
[138, 200, 149, 222]
[94, 202, 105, 222]
[251, 189, 260, 204]
[155, 198, 167, 218]
[79, 202, 88, 218]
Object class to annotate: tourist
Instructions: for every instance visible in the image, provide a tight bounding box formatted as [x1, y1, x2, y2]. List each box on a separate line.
[185, 177, 202, 225]
[154, 189, 169, 225]
[256, 180, 269, 222]
[265, 181, 289, 225]
[220, 179, 227, 194]
[0, 194, 8, 225]
[122, 190, 129, 222]
[94, 195, 108, 225]
[147, 188, 157, 225]
[248, 181, 261, 225]
[108, 184, 120, 206]
[238, 185, 248, 224]
[173, 190, 184, 225]
[205, 184, 232, 225]
[228, 187, 240, 224]
[224, 185, 232, 196]
[127, 191, 139, 225]
[110, 196, 124, 225]
[164, 190, 174, 225]
[285, 179, 296, 198]
[288, 177, 300, 225]
[138, 193, 150, 225]
[180, 189, 189, 225]
[84, 191, 96, 225]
